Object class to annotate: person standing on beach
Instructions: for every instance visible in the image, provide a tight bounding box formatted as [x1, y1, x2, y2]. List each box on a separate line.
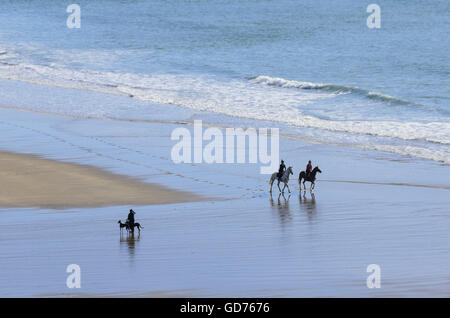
[127, 209, 135, 232]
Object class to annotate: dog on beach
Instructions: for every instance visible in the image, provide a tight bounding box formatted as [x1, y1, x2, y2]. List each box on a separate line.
[132, 222, 144, 234]
[118, 220, 129, 233]
[118, 220, 144, 234]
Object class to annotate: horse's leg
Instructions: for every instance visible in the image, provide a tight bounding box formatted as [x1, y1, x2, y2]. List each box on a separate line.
[270, 177, 274, 193]
[281, 183, 286, 193]
[286, 183, 291, 193]
[277, 180, 282, 193]
[303, 180, 306, 190]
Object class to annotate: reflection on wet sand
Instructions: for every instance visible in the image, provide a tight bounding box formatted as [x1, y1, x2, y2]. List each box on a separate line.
[270, 192, 292, 225]
[299, 191, 317, 219]
[120, 232, 140, 257]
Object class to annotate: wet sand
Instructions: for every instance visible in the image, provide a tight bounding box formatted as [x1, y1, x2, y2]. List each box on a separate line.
[0, 105, 449, 297]
[0, 151, 203, 209]
[2, 182, 449, 298]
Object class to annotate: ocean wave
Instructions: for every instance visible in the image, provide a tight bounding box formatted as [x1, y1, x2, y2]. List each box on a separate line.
[251, 75, 411, 105]
[0, 61, 449, 157]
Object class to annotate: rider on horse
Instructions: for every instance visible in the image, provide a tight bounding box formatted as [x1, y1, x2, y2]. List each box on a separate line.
[306, 160, 312, 178]
[277, 160, 286, 179]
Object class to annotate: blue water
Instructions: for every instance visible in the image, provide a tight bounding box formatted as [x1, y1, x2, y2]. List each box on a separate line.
[0, 0, 449, 162]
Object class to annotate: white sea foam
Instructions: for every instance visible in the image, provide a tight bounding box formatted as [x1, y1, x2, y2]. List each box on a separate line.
[251, 75, 411, 104]
[0, 60, 449, 163]
[251, 75, 326, 90]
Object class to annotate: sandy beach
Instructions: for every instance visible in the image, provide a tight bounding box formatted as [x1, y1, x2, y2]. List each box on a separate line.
[0, 151, 204, 209]
[1, 0, 449, 300]
[0, 97, 449, 297]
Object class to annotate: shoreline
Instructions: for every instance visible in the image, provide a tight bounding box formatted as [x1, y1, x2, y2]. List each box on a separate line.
[2, 102, 449, 168]
[0, 150, 206, 209]
[0, 100, 449, 297]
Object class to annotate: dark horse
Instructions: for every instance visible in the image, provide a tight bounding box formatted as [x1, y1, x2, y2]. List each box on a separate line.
[298, 166, 322, 191]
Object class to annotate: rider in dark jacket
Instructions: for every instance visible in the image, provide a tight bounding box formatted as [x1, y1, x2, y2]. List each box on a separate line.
[127, 209, 135, 231]
[278, 160, 286, 179]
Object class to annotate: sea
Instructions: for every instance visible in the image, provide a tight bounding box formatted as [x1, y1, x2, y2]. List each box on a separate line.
[0, 0, 449, 164]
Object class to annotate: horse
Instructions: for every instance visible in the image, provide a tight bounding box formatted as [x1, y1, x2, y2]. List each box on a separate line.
[269, 166, 293, 194]
[298, 166, 322, 191]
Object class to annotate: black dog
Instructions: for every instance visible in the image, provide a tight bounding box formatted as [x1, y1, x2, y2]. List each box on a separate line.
[132, 222, 144, 234]
[118, 220, 144, 234]
[118, 220, 129, 233]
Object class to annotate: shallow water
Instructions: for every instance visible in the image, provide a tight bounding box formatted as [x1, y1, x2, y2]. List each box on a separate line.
[0, 106, 449, 297]
[1, 182, 449, 297]
[0, 1, 449, 296]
